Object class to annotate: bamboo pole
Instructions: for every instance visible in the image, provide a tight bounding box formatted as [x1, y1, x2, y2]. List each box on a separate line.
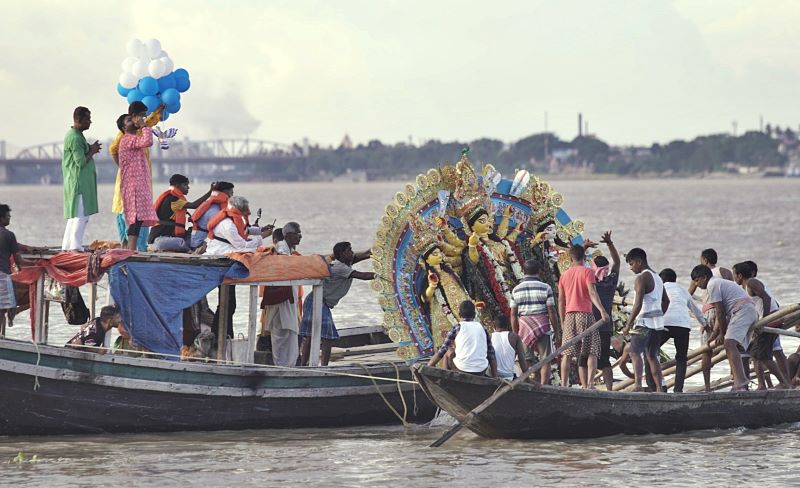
[762, 327, 800, 339]
[665, 348, 727, 390]
[612, 344, 719, 391]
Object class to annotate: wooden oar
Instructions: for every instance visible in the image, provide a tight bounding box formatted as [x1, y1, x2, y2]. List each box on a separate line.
[429, 317, 607, 448]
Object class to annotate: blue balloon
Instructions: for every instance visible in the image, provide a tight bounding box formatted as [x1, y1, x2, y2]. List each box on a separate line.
[157, 73, 176, 93]
[161, 88, 180, 109]
[174, 68, 190, 92]
[138, 76, 159, 96]
[161, 110, 170, 121]
[173, 68, 189, 81]
[169, 101, 181, 114]
[126, 89, 143, 104]
[117, 83, 131, 97]
[142, 95, 161, 114]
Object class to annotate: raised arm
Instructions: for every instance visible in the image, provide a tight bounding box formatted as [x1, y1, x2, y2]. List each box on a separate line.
[601, 231, 620, 275]
[352, 249, 372, 264]
[121, 127, 154, 150]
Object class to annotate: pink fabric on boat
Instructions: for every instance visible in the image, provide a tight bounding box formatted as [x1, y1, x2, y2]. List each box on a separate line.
[518, 313, 552, 349]
[119, 127, 158, 227]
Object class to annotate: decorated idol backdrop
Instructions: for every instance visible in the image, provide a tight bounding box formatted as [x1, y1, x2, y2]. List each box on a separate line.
[372, 150, 592, 362]
[116, 38, 191, 122]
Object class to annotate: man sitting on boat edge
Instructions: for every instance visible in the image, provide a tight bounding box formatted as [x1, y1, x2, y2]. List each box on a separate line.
[428, 300, 497, 378]
[66, 305, 122, 354]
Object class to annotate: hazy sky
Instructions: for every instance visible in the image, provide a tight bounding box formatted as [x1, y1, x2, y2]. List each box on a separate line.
[1, 0, 798, 153]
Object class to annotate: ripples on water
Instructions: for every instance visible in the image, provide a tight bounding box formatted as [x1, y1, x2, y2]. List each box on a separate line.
[1, 179, 799, 485]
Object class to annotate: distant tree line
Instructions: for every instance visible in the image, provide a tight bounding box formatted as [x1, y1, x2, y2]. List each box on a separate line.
[287, 128, 791, 179]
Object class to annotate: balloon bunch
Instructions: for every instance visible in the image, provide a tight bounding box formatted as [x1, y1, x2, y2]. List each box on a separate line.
[116, 38, 191, 121]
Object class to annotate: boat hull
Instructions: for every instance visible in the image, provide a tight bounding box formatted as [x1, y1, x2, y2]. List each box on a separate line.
[413, 365, 800, 439]
[0, 340, 435, 436]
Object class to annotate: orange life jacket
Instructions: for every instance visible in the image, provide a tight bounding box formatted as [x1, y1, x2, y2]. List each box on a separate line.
[207, 207, 248, 241]
[190, 192, 229, 225]
[153, 187, 187, 237]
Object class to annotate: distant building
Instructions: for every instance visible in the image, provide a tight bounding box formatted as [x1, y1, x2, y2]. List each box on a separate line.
[339, 133, 353, 150]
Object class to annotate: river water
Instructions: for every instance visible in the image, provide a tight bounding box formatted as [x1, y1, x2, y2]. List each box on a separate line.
[1, 178, 799, 486]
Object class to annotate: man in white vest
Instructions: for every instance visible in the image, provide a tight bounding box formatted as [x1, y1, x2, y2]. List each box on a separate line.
[427, 301, 497, 377]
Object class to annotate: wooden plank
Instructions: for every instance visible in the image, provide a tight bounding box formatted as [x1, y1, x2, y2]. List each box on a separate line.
[337, 325, 385, 337]
[309, 285, 323, 367]
[88, 282, 97, 319]
[33, 274, 46, 344]
[330, 342, 398, 360]
[246, 285, 258, 363]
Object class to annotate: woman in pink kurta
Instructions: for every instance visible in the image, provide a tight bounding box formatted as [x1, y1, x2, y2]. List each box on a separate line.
[118, 119, 159, 250]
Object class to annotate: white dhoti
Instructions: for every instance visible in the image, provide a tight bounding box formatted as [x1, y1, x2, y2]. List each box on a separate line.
[62, 195, 90, 251]
[264, 290, 299, 367]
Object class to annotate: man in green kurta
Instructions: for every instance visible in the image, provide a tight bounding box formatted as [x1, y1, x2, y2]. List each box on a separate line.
[61, 106, 101, 251]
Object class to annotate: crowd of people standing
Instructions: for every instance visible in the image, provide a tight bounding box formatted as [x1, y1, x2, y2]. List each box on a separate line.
[430, 231, 797, 392]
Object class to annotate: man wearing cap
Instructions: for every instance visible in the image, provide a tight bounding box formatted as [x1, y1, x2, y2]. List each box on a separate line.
[148, 174, 213, 252]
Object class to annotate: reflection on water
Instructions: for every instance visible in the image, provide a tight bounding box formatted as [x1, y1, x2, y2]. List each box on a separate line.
[1, 423, 799, 486]
[1, 179, 799, 485]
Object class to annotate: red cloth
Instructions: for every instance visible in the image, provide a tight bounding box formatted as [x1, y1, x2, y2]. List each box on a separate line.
[558, 265, 596, 313]
[10, 250, 134, 339]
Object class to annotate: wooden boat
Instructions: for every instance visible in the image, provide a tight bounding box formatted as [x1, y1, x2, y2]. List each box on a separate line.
[413, 365, 800, 439]
[0, 251, 437, 436]
[0, 338, 435, 436]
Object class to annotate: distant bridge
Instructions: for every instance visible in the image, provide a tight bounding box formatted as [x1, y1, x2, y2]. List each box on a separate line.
[12, 138, 305, 160]
[0, 138, 310, 184]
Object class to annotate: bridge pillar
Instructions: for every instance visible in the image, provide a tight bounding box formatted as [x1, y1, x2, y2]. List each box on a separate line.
[0, 162, 7, 184]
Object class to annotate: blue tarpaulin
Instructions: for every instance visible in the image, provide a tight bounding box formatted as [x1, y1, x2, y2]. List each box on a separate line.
[109, 261, 249, 357]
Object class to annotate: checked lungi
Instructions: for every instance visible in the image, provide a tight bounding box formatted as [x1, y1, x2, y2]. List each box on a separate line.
[518, 313, 552, 349]
[299, 294, 339, 340]
[0, 272, 16, 310]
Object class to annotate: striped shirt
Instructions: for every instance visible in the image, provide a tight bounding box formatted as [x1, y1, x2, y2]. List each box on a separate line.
[510, 276, 554, 316]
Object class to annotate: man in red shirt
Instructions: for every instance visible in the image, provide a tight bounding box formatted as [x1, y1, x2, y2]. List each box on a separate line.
[558, 245, 609, 388]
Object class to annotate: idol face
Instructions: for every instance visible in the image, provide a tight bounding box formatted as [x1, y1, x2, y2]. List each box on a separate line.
[545, 223, 557, 240]
[425, 247, 443, 267]
[472, 214, 492, 235]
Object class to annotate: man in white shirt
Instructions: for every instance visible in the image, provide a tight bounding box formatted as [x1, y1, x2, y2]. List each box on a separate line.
[205, 196, 271, 255]
[428, 301, 497, 377]
[658, 268, 706, 392]
[205, 196, 272, 339]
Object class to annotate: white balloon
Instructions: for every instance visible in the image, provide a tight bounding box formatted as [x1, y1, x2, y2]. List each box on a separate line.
[159, 50, 168, 58]
[160, 56, 174, 74]
[121, 56, 137, 73]
[132, 60, 149, 79]
[126, 38, 143, 57]
[148, 59, 165, 78]
[144, 38, 162, 59]
[119, 71, 138, 89]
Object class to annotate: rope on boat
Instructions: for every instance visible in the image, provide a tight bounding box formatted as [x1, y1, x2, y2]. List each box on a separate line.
[359, 363, 410, 426]
[30, 340, 41, 391]
[58, 343, 420, 385]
